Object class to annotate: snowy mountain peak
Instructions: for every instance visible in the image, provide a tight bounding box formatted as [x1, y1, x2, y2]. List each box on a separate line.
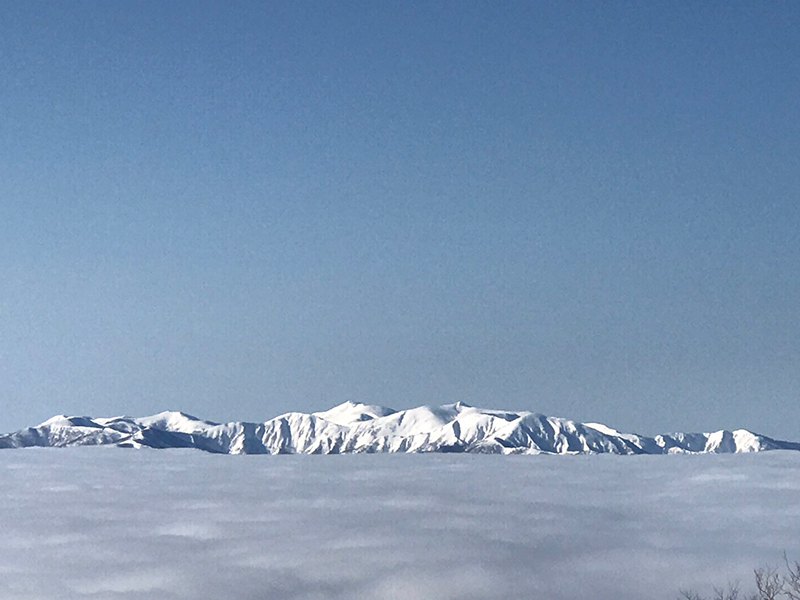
[38, 415, 103, 429]
[134, 411, 218, 432]
[584, 422, 621, 436]
[4, 403, 799, 456]
[313, 401, 397, 426]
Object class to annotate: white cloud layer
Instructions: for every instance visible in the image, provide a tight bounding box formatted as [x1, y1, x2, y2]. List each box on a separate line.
[1, 449, 799, 599]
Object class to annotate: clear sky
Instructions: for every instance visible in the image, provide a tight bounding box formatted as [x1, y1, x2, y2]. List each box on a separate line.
[1, 1, 798, 439]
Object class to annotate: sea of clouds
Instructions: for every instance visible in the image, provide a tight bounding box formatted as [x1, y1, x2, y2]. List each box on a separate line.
[1, 448, 799, 600]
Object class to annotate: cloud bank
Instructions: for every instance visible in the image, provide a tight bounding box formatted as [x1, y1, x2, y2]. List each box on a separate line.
[1, 449, 799, 599]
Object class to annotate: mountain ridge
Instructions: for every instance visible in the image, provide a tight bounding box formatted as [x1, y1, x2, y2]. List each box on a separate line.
[2, 401, 798, 455]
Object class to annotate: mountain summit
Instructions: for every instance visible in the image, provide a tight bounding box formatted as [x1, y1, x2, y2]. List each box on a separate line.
[2, 402, 798, 455]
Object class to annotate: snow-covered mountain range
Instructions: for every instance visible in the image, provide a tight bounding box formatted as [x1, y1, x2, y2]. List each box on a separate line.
[2, 402, 798, 455]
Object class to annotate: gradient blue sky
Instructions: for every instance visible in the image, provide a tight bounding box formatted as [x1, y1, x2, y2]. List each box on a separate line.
[2, 1, 798, 439]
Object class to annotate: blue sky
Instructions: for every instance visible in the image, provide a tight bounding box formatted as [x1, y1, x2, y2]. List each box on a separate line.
[1, 1, 798, 438]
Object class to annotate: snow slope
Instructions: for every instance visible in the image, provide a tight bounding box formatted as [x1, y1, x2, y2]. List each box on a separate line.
[2, 401, 798, 455]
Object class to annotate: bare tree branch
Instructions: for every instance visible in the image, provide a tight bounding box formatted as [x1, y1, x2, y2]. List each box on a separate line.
[753, 566, 783, 600]
[713, 582, 740, 600]
[784, 552, 800, 600]
[679, 557, 800, 600]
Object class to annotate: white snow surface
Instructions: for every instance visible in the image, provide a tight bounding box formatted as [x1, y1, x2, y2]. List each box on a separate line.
[1, 448, 800, 600]
[3, 401, 798, 455]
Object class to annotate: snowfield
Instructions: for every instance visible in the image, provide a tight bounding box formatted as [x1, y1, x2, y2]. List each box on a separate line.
[1, 449, 800, 600]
